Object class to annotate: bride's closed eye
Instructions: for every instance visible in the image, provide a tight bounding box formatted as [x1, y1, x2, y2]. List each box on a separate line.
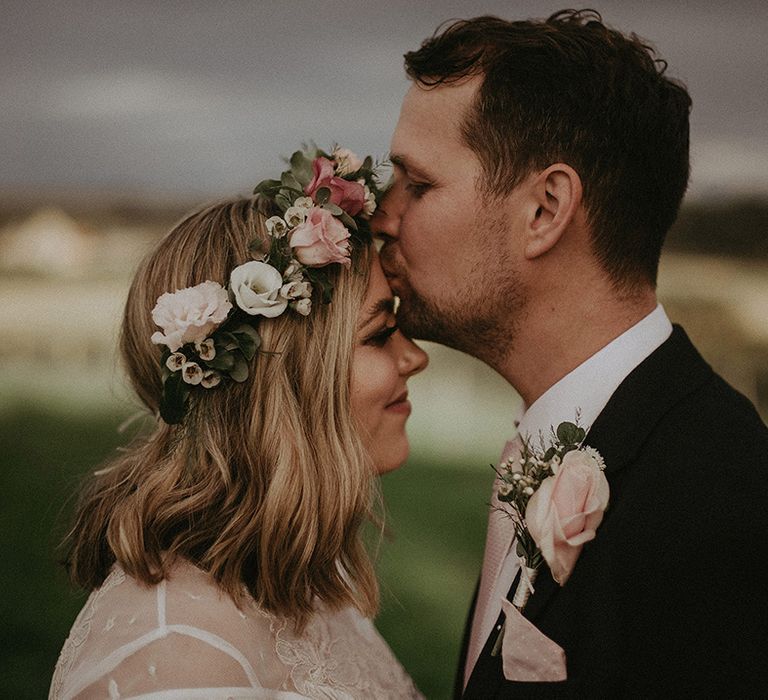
[365, 324, 398, 347]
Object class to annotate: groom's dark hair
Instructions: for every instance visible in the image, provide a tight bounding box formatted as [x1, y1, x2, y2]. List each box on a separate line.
[404, 9, 691, 288]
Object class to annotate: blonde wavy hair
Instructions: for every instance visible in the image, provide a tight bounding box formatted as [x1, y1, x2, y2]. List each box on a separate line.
[64, 196, 378, 630]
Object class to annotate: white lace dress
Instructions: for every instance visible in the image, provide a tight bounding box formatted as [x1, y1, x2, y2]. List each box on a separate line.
[49, 560, 423, 699]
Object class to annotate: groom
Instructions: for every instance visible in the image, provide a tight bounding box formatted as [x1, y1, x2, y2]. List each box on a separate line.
[374, 10, 768, 698]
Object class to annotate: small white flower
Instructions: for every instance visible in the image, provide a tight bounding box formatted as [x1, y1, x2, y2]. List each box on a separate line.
[280, 280, 313, 300]
[197, 338, 216, 361]
[265, 216, 288, 238]
[582, 446, 606, 471]
[362, 184, 377, 216]
[284, 206, 307, 227]
[499, 483, 513, 498]
[332, 146, 363, 176]
[293, 196, 314, 210]
[166, 352, 186, 372]
[182, 361, 204, 385]
[511, 472, 523, 482]
[230, 261, 289, 318]
[523, 486, 535, 496]
[201, 369, 222, 389]
[282, 260, 303, 280]
[291, 298, 312, 316]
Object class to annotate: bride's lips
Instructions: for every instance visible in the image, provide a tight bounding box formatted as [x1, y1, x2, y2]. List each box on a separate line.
[385, 390, 411, 414]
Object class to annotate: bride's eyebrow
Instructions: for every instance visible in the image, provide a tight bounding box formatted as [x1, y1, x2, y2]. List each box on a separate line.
[359, 298, 395, 329]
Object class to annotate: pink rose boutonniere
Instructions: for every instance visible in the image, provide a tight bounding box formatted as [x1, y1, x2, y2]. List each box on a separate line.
[491, 420, 609, 655]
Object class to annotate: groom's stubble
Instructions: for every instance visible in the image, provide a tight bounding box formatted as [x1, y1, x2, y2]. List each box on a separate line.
[382, 208, 528, 369]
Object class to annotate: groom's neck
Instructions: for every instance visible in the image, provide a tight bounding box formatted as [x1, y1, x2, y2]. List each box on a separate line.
[497, 280, 658, 406]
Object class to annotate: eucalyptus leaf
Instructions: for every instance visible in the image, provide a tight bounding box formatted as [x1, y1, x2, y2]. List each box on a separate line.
[229, 355, 249, 383]
[281, 171, 302, 191]
[274, 192, 291, 212]
[289, 151, 315, 186]
[315, 187, 331, 205]
[217, 332, 240, 352]
[556, 421, 580, 445]
[338, 210, 358, 231]
[206, 351, 235, 371]
[322, 202, 343, 216]
[253, 178, 281, 195]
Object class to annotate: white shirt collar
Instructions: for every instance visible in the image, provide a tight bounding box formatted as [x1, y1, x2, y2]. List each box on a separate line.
[516, 304, 672, 442]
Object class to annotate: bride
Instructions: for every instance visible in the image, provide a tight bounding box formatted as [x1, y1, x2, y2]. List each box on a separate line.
[49, 146, 428, 699]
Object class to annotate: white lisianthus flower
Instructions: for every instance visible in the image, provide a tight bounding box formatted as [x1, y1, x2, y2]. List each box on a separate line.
[151, 281, 232, 353]
[265, 216, 288, 238]
[201, 369, 222, 389]
[358, 180, 377, 217]
[197, 338, 216, 361]
[332, 146, 364, 176]
[284, 206, 307, 227]
[280, 280, 303, 300]
[293, 196, 314, 210]
[182, 361, 204, 385]
[230, 261, 289, 318]
[166, 352, 186, 372]
[291, 298, 312, 316]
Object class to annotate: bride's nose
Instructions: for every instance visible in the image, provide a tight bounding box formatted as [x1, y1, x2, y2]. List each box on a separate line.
[395, 333, 429, 378]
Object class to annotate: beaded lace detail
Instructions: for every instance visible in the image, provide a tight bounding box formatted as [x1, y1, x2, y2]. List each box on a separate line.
[49, 562, 422, 700]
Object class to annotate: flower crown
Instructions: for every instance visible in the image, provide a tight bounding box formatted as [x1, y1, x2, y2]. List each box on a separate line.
[150, 145, 384, 424]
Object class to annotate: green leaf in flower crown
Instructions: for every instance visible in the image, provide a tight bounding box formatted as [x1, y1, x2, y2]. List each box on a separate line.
[253, 178, 281, 195]
[281, 171, 303, 192]
[362, 155, 373, 171]
[206, 350, 235, 371]
[229, 355, 249, 383]
[160, 371, 190, 425]
[217, 332, 240, 352]
[314, 187, 331, 205]
[322, 202, 343, 216]
[232, 325, 261, 361]
[338, 210, 358, 231]
[289, 150, 315, 186]
[556, 421, 581, 446]
[274, 192, 292, 212]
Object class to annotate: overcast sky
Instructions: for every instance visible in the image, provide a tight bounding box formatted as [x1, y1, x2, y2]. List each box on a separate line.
[2, 0, 766, 201]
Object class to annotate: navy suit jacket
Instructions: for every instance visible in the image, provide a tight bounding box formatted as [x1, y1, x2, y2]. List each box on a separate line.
[457, 326, 768, 698]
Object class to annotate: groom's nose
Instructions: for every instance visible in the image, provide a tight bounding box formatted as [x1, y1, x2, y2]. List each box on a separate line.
[371, 182, 406, 243]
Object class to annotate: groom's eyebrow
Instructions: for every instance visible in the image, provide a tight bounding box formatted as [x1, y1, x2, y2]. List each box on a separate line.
[359, 298, 396, 328]
[389, 153, 430, 180]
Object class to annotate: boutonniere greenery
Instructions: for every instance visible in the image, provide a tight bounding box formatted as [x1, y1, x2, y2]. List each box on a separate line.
[491, 420, 609, 655]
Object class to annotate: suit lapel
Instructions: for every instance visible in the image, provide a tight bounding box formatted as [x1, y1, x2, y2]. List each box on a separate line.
[519, 326, 714, 623]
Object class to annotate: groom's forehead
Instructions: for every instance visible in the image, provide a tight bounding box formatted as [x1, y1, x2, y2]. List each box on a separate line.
[391, 81, 479, 163]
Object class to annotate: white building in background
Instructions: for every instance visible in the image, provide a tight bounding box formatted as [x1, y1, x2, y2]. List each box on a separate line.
[0, 207, 96, 277]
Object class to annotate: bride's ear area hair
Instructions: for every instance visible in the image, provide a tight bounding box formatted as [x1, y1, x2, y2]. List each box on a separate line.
[524, 164, 583, 260]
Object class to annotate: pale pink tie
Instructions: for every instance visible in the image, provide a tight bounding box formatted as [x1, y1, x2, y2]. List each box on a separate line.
[464, 437, 522, 687]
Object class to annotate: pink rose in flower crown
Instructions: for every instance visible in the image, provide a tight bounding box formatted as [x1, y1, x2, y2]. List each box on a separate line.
[150, 281, 232, 353]
[525, 449, 610, 585]
[289, 207, 351, 267]
[304, 157, 366, 216]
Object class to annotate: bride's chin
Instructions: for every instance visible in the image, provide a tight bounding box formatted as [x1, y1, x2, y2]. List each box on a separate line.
[373, 438, 410, 475]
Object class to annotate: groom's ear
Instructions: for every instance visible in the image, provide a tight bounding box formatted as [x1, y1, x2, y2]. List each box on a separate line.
[523, 164, 583, 260]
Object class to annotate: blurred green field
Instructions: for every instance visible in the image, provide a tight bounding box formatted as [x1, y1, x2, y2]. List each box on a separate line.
[0, 405, 491, 700]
